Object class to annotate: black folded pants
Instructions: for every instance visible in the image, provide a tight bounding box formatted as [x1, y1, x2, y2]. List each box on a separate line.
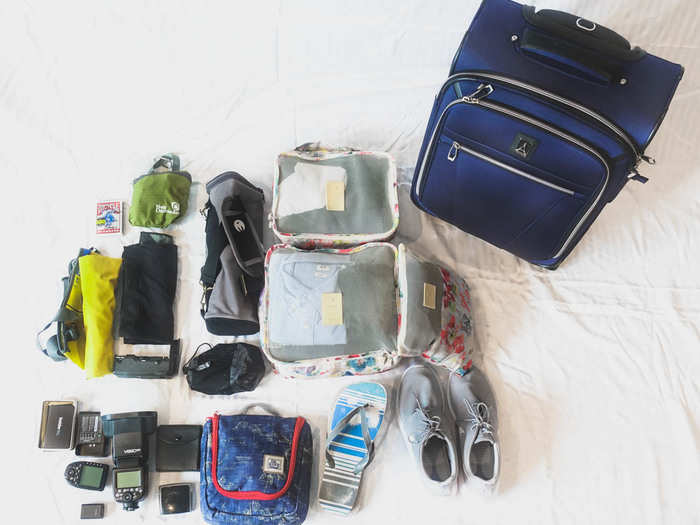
[114, 232, 177, 345]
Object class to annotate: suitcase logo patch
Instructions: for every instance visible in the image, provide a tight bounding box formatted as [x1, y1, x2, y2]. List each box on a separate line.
[510, 133, 538, 160]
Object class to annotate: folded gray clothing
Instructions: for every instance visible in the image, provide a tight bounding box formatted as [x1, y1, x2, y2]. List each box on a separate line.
[337, 257, 396, 349]
[402, 254, 443, 351]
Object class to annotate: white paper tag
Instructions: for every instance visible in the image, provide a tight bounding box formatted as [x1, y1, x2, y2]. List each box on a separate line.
[423, 283, 437, 310]
[322, 292, 343, 326]
[325, 181, 345, 211]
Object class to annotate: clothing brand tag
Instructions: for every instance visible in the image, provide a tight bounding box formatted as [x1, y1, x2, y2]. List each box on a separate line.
[321, 292, 343, 326]
[325, 181, 345, 211]
[155, 201, 181, 215]
[262, 454, 285, 475]
[423, 283, 437, 310]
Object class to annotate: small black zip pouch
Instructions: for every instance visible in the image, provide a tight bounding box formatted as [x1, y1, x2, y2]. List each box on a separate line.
[182, 342, 265, 396]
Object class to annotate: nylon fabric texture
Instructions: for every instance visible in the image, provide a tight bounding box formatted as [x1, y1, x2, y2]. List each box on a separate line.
[78, 253, 122, 378]
[129, 171, 192, 228]
[115, 232, 177, 345]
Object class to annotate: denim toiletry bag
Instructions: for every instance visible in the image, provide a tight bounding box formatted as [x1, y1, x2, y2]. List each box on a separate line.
[200, 411, 313, 525]
[259, 242, 475, 379]
[270, 143, 399, 249]
[411, 0, 683, 269]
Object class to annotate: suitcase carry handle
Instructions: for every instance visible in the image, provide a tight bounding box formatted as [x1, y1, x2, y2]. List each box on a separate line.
[522, 7, 645, 61]
[520, 6, 645, 83]
[519, 28, 615, 84]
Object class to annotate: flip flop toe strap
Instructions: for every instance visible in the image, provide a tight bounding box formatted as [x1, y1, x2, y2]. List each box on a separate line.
[325, 403, 376, 474]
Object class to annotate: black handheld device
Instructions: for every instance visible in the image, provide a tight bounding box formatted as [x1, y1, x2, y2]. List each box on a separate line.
[113, 467, 146, 508]
[102, 411, 157, 511]
[64, 461, 109, 491]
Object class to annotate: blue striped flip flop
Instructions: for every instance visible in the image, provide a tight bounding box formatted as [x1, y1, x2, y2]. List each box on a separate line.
[318, 382, 388, 515]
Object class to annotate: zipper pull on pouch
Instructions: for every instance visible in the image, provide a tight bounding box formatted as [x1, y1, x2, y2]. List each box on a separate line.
[447, 142, 460, 162]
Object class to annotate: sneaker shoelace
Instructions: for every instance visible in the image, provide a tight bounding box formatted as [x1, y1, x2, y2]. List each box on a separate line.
[463, 400, 494, 439]
[408, 396, 443, 444]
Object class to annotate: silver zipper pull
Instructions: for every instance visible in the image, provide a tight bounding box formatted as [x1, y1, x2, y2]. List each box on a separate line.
[200, 282, 213, 309]
[641, 154, 656, 165]
[463, 83, 494, 104]
[447, 142, 459, 162]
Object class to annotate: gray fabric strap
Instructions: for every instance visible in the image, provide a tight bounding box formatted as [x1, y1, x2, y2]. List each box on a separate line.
[36, 249, 88, 361]
[325, 404, 375, 474]
[240, 403, 281, 417]
[150, 153, 180, 173]
[36, 322, 67, 361]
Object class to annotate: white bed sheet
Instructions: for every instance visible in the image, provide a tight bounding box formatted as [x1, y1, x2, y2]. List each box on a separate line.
[2, 1, 699, 523]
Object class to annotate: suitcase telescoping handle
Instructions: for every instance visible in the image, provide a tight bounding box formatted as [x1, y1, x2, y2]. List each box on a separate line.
[520, 6, 645, 84]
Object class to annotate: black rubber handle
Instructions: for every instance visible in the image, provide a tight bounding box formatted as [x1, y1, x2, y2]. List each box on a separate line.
[522, 6, 645, 62]
[520, 28, 614, 83]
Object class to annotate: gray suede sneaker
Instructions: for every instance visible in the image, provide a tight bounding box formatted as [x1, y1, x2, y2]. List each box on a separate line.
[398, 363, 458, 493]
[448, 366, 500, 492]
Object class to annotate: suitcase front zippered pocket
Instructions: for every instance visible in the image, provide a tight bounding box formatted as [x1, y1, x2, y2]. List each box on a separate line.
[445, 140, 576, 196]
[415, 84, 610, 262]
[434, 72, 654, 173]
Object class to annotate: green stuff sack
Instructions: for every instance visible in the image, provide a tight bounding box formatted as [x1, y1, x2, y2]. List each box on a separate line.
[129, 153, 192, 228]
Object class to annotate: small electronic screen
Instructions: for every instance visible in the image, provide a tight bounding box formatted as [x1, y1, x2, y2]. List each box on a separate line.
[116, 469, 142, 488]
[65, 461, 108, 491]
[79, 465, 105, 488]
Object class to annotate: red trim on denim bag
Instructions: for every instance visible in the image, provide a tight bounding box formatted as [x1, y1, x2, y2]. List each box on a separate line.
[210, 414, 305, 501]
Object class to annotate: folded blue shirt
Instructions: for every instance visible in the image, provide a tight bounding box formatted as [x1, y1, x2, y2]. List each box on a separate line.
[269, 252, 348, 346]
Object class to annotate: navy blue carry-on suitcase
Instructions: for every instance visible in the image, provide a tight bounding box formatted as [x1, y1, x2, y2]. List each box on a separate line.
[411, 0, 684, 269]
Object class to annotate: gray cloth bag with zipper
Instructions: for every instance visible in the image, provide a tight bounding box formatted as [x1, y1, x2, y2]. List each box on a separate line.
[200, 172, 266, 336]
